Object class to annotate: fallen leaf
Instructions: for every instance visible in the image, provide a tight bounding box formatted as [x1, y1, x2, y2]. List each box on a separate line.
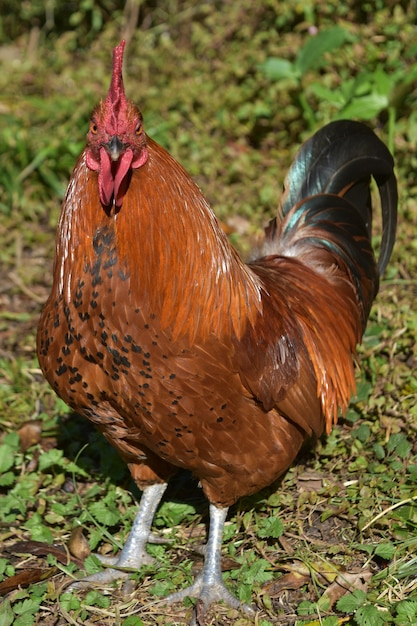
[278, 534, 295, 556]
[308, 557, 339, 584]
[297, 472, 325, 492]
[319, 569, 372, 608]
[18, 420, 42, 451]
[221, 556, 240, 572]
[9, 540, 84, 567]
[0, 567, 58, 595]
[69, 527, 91, 560]
[262, 561, 311, 596]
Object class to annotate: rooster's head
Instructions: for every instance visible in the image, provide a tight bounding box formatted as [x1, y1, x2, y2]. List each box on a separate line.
[86, 40, 148, 209]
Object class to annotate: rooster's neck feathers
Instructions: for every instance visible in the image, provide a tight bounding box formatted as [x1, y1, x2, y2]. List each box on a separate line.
[55, 142, 263, 343]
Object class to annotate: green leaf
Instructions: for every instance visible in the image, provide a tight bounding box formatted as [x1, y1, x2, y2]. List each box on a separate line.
[375, 542, 396, 560]
[241, 559, 273, 585]
[150, 579, 176, 597]
[0, 599, 14, 626]
[295, 26, 350, 75]
[348, 455, 368, 472]
[153, 501, 196, 527]
[23, 514, 54, 543]
[386, 433, 412, 459]
[352, 381, 373, 403]
[14, 615, 37, 626]
[38, 448, 64, 471]
[373, 443, 386, 460]
[1, 494, 27, 519]
[0, 471, 15, 487]
[258, 57, 299, 81]
[338, 93, 389, 120]
[407, 465, 417, 485]
[83, 554, 104, 577]
[88, 500, 121, 527]
[396, 600, 417, 621]
[0, 444, 15, 473]
[309, 83, 346, 106]
[0, 559, 8, 577]
[59, 593, 81, 612]
[345, 407, 361, 423]
[297, 600, 317, 616]
[122, 617, 145, 625]
[372, 67, 395, 97]
[337, 589, 366, 612]
[13, 597, 42, 623]
[2, 432, 20, 451]
[257, 515, 284, 539]
[320, 618, 339, 626]
[353, 424, 371, 443]
[84, 590, 111, 608]
[355, 603, 386, 625]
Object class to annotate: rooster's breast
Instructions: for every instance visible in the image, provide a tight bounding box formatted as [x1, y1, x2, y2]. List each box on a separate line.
[38, 222, 305, 507]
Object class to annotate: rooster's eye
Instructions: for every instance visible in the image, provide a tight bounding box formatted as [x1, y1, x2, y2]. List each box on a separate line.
[90, 122, 98, 134]
[135, 124, 142, 136]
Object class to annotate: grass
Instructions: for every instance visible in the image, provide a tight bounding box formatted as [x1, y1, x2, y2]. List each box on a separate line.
[1, 1, 416, 625]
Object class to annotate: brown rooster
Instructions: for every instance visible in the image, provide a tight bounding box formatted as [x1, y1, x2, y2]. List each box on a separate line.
[37, 40, 397, 622]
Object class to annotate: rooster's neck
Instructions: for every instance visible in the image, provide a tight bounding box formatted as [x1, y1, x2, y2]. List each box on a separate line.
[54, 139, 262, 342]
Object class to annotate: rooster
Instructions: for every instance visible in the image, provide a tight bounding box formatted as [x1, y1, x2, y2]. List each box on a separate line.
[37, 40, 397, 622]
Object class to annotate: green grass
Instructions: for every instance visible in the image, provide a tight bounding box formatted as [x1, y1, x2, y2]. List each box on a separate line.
[1, 2, 416, 625]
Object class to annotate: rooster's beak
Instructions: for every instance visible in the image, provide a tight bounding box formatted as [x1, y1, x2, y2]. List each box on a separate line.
[105, 136, 125, 162]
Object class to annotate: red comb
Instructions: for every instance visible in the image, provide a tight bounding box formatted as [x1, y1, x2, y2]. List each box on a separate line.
[105, 41, 128, 131]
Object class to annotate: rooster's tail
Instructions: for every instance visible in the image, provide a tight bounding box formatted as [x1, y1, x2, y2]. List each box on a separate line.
[264, 120, 397, 323]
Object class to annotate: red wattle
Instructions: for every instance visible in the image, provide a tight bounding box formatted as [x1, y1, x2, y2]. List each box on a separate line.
[132, 147, 149, 169]
[98, 147, 115, 207]
[90, 145, 149, 208]
[114, 149, 134, 207]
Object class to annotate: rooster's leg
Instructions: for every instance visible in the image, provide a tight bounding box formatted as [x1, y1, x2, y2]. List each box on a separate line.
[69, 482, 167, 587]
[166, 503, 256, 622]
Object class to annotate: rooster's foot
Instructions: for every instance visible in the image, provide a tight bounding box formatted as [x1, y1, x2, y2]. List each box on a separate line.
[165, 573, 256, 624]
[165, 503, 257, 624]
[67, 483, 167, 592]
[93, 531, 171, 567]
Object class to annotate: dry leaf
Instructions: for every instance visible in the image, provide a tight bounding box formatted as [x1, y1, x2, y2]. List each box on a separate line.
[297, 472, 325, 492]
[319, 569, 372, 608]
[10, 540, 84, 567]
[262, 561, 311, 596]
[220, 556, 240, 572]
[18, 420, 42, 451]
[0, 567, 57, 595]
[69, 527, 91, 560]
[278, 534, 295, 556]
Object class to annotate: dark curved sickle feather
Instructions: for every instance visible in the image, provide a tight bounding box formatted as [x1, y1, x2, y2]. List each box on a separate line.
[281, 193, 378, 323]
[279, 120, 397, 275]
